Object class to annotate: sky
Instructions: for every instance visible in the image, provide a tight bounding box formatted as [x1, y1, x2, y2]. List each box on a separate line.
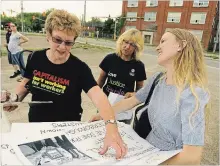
[1, 0, 123, 21]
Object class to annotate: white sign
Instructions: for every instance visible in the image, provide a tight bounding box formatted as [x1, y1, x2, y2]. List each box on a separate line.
[108, 92, 134, 120]
[4, 121, 181, 165]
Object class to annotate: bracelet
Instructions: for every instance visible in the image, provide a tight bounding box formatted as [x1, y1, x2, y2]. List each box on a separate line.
[105, 119, 117, 125]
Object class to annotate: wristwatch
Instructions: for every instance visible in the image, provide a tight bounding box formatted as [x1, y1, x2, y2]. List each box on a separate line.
[105, 119, 117, 125]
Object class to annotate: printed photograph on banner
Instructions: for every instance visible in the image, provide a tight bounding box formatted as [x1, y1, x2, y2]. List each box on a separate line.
[17, 135, 92, 165]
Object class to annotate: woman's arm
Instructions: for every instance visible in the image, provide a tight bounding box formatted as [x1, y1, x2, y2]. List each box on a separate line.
[136, 80, 144, 91]
[124, 81, 145, 98]
[97, 69, 107, 88]
[15, 78, 30, 101]
[161, 145, 203, 165]
[87, 85, 127, 159]
[113, 95, 141, 113]
[3, 78, 30, 112]
[19, 34, 29, 45]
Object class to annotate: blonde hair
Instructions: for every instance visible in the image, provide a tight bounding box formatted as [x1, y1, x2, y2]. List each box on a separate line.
[116, 29, 144, 60]
[45, 9, 81, 38]
[167, 28, 209, 127]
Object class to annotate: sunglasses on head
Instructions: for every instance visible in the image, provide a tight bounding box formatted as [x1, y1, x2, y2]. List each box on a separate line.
[51, 36, 75, 46]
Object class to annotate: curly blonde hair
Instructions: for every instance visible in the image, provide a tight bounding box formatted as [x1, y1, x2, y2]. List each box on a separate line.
[45, 9, 81, 38]
[116, 29, 144, 60]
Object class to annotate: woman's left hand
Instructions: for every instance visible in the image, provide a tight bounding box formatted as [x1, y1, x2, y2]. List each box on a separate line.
[99, 124, 127, 159]
[124, 92, 135, 99]
[89, 114, 102, 122]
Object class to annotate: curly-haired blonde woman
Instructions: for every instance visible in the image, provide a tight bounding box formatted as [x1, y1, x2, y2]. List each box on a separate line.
[91, 28, 210, 164]
[1, 9, 127, 159]
[97, 29, 147, 124]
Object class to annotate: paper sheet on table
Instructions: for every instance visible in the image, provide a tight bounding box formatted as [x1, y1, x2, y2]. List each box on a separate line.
[65, 121, 160, 165]
[108, 92, 135, 120]
[9, 121, 181, 165]
[1, 133, 23, 165]
[9, 121, 96, 165]
[127, 149, 182, 165]
[10, 122, 97, 165]
[11, 121, 85, 141]
[108, 92, 124, 105]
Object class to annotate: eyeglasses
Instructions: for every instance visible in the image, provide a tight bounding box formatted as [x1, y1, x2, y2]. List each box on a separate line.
[123, 40, 137, 49]
[51, 36, 75, 46]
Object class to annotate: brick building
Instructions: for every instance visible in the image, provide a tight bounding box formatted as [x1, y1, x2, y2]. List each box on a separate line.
[122, 0, 219, 50]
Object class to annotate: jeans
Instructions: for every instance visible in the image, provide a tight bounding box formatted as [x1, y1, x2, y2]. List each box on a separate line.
[11, 51, 25, 76]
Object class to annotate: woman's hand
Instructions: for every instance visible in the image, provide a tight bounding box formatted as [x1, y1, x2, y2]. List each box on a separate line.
[100, 124, 127, 160]
[89, 114, 102, 122]
[1, 90, 18, 112]
[124, 92, 135, 99]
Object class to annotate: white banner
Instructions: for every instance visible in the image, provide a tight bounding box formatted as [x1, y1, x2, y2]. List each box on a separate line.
[3, 121, 181, 165]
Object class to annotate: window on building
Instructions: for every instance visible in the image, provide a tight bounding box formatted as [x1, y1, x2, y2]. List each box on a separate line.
[125, 26, 136, 31]
[127, 0, 138, 7]
[193, 0, 209, 7]
[167, 12, 181, 23]
[169, 0, 183, 7]
[146, 0, 158, 7]
[144, 12, 157, 21]
[190, 12, 207, 24]
[126, 12, 137, 21]
[188, 30, 203, 41]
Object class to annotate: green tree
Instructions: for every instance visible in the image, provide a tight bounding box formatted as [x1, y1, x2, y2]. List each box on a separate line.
[116, 15, 126, 36]
[103, 16, 114, 34]
[86, 17, 103, 27]
[1, 16, 17, 29]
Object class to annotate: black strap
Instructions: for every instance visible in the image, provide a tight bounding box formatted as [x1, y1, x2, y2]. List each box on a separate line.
[135, 72, 163, 115]
[144, 72, 163, 105]
[133, 72, 163, 139]
[18, 50, 34, 71]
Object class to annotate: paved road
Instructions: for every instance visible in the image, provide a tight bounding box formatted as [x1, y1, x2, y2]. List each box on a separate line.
[77, 37, 219, 69]
[1, 35, 219, 68]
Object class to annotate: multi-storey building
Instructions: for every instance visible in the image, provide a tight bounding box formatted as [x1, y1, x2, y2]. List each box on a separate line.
[122, 0, 219, 50]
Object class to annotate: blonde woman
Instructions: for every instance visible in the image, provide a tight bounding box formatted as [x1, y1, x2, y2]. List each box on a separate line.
[91, 28, 210, 164]
[1, 9, 127, 159]
[97, 29, 146, 124]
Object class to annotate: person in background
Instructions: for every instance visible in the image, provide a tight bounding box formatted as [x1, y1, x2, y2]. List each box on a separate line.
[97, 28, 146, 124]
[90, 28, 210, 164]
[8, 22, 29, 82]
[1, 9, 126, 159]
[4, 24, 21, 78]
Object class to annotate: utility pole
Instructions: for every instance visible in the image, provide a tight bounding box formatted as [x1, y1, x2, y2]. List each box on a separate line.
[114, 19, 118, 40]
[84, 0, 86, 37]
[20, 0, 24, 32]
[213, 21, 219, 53]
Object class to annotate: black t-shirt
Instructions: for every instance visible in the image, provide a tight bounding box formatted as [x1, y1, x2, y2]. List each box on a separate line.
[6, 30, 12, 43]
[24, 49, 97, 122]
[100, 53, 146, 96]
